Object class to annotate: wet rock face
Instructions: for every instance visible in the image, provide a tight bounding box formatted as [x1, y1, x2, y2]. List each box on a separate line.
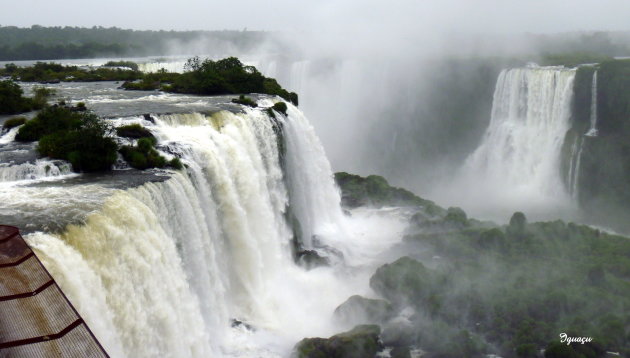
[369, 256, 433, 307]
[390, 346, 411, 358]
[296, 249, 330, 270]
[334, 295, 393, 326]
[294, 324, 383, 358]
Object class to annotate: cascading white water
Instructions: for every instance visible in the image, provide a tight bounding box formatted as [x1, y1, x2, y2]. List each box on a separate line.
[585, 70, 599, 137]
[26, 188, 214, 358]
[15, 101, 406, 358]
[131, 56, 379, 173]
[264, 98, 347, 251]
[440, 66, 577, 220]
[0, 126, 21, 144]
[567, 136, 584, 198]
[0, 159, 74, 182]
[569, 69, 599, 199]
[138, 61, 187, 73]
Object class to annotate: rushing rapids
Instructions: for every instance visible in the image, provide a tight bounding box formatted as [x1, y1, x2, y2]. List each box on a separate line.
[0, 84, 410, 357]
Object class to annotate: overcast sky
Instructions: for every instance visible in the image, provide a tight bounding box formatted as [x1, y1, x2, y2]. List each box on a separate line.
[1, 0, 630, 34]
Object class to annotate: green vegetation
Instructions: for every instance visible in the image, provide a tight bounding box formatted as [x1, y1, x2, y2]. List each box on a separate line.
[364, 209, 630, 357]
[0, 25, 276, 60]
[271, 101, 287, 115]
[14, 104, 181, 172]
[295, 325, 382, 358]
[2, 116, 27, 130]
[334, 172, 443, 215]
[103, 60, 139, 71]
[3, 58, 298, 107]
[115, 124, 155, 139]
[0, 80, 52, 115]
[119, 70, 180, 91]
[15, 105, 83, 141]
[0, 41, 131, 61]
[328, 173, 630, 356]
[0, 62, 143, 83]
[17, 106, 119, 172]
[0, 80, 32, 114]
[121, 70, 181, 91]
[538, 52, 612, 67]
[120, 79, 161, 91]
[169, 157, 183, 170]
[265, 102, 288, 119]
[231, 95, 258, 107]
[119, 137, 181, 170]
[544, 341, 606, 358]
[30, 86, 55, 109]
[168, 57, 298, 104]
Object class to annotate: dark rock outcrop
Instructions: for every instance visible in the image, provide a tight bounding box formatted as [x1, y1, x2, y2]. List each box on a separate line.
[294, 325, 383, 358]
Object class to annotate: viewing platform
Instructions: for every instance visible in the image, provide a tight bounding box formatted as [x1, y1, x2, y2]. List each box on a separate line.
[0, 225, 109, 357]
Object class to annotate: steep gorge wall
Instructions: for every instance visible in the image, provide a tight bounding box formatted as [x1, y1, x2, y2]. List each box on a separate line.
[570, 60, 630, 231]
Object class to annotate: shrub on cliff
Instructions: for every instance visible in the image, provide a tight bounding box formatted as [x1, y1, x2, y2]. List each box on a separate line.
[231, 95, 257, 107]
[272, 101, 287, 115]
[119, 137, 181, 171]
[334, 172, 442, 215]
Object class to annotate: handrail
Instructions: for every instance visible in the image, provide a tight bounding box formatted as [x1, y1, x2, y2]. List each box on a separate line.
[0, 225, 110, 357]
[0, 251, 34, 268]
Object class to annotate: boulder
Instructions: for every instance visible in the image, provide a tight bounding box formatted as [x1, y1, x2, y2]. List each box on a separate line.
[143, 113, 155, 123]
[381, 318, 416, 347]
[296, 250, 330, 270]
[294, 325, 383, 358]
[390, 346, 412, 358]
[369, 256, 433, 306]
[334, 295, 393, 325]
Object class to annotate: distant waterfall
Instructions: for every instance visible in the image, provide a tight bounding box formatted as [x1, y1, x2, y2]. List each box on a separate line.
[567, 136, 584, 198]
[137, 61, 187, 73]
[23, 102, 349, 358]
[585, 70, 599, 137]
[452, 66, 577, 220]
[569, 69, 599, 199]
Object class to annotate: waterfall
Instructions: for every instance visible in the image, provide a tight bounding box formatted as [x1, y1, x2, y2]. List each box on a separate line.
[0, 159, 74, 182]
[267, 99, 347, 250]
[569, 69, 599, 199]
[19, 101, 359, 357]
[585, 70, 599, 137]
[0, 126, 21, 144]
[448, 66, 577, 220]
[137, 60, 187, 73]
[568, 136, 585, 198]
